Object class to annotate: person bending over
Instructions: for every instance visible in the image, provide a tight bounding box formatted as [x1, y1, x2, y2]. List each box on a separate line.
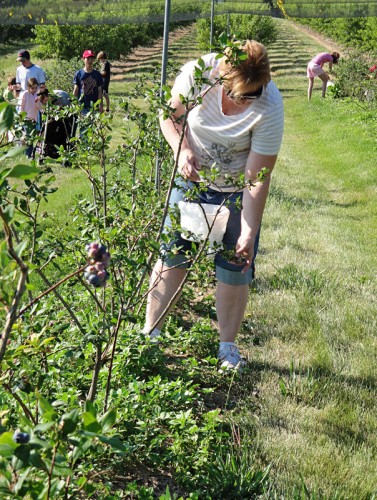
[307, 51, 340, 100]
[143, 40, 284, 371]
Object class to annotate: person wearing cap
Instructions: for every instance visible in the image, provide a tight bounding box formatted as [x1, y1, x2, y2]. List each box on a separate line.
[16, 49, 46, 92]
[73, 50, 103, 114]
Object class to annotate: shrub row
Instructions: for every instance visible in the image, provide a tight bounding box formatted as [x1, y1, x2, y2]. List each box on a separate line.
[196, 14, 278, 52]
[296, 16, 377, 55]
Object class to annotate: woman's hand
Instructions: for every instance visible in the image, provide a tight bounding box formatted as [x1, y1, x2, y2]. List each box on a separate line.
[235, 232, 255, 273]
[177, 148, 201, 181]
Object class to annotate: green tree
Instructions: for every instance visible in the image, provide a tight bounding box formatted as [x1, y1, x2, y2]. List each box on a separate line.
[196, 14, 278, 52]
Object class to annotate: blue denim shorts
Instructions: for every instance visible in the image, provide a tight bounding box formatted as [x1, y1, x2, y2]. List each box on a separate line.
[161, 179, 260, 285]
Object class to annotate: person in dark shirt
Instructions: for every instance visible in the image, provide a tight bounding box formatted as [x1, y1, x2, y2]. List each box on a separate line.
[73, 50, 103, 114]
[97, 51, 111, 112]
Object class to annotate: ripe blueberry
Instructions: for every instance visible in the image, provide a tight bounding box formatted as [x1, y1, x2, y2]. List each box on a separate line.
[88, 274, 101, 287]
[13, 432, 30, 444]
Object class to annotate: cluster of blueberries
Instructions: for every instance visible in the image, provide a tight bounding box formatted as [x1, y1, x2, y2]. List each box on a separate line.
[84, 242, 111, 288]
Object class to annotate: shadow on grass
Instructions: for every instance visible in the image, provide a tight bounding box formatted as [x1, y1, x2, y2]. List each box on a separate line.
[250, 359, 376, 392]
[0, 41, 20, 58]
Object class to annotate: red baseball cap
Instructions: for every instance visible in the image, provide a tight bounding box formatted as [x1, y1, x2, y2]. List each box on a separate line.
[82, 49, 95, 58]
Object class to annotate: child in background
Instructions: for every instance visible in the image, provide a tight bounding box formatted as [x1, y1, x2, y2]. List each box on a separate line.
[3, 77, 17, 101]
[97, 51, 111, 112]
[20, 78, 49, 157]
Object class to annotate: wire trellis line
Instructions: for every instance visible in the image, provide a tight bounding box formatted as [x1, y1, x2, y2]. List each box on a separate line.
[1, 0, 377, 24]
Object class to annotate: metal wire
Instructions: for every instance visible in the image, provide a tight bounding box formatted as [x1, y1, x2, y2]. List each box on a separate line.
[0, 0, 376, 24]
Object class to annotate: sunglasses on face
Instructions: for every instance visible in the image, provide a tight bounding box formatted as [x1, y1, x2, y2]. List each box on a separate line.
[225, 86, 263, 101]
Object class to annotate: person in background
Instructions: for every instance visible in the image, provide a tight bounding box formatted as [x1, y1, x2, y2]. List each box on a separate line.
[142, 40, 284, 371]
[20, 78, 49, 158]
[73, 49, 103, 114]
[97, 51, 111, 112]
[3, 77, 17, 101]
[307, 51, 340, 100]
[16, 49, 46, 92]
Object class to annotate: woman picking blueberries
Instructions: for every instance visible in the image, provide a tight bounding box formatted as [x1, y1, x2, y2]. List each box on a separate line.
[143, 40, 284, 371]
[307, 51, 340, 100]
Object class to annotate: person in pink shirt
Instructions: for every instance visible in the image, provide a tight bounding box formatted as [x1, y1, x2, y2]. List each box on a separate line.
[307, 51, 340, 100]
[20, 77, 49, 158]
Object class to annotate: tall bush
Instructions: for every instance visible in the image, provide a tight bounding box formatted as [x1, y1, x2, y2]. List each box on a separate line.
[33, 23, 166, 60]
[0, 24, 34, 44]
[196, 14, 278, 52]
[297, 17, 377, 54]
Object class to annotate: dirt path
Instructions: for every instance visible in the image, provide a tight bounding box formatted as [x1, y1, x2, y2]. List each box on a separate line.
[290, 22, 345, 56]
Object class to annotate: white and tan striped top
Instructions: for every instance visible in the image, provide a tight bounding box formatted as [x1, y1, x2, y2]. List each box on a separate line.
[172, 53, 284, 191]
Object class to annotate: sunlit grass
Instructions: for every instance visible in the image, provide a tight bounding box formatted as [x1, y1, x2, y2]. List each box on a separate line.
[236, 20, 377, 499]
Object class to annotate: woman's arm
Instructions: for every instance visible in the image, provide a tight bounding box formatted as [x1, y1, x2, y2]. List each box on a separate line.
[159, 93, 200, 181]
[236, 150, 278, 271]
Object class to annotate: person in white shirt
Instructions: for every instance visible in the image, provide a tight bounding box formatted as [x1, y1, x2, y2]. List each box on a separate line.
[16, 49, 46, 92]
[143, 40, 284, 370]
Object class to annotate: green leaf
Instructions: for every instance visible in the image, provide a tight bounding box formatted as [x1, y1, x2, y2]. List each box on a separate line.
[2, 204, 14, 223]
[82, 412, 101, 433]
[13, 444, 31, 469]
[0, 240, 10, 269]
[29, 449, 47, 469]
[0, 146, 25, 162]
[0, 432, 18, 457]
[0, 475, 12, 495]
[13, 467, 32, 495]
[7, 164, 40, 180]
[100, 409, 116, 432]
[97, 434, 127, 452]
[36, 393, 57, 419]
[0, 102, 14, 135]
[34, 421, 56, 433]
[14, 240, 28, 259]
[0, 167, 12, 182]
[84, 400, 97, 417]
[60, 410, 79, 437]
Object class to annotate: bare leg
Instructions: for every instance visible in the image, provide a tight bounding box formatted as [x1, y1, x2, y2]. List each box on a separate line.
[307, 77, 314, 100]
[319, 73, 329, 98]
[216, 282, 249, 342]
[144, 260, 187, 332]
[105, 93, 110, 111]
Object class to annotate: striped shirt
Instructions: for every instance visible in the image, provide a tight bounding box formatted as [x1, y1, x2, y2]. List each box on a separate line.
[172, 53, 284, 191]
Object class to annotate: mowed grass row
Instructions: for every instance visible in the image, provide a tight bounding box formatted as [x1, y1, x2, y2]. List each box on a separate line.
[241, 19, 377, 498]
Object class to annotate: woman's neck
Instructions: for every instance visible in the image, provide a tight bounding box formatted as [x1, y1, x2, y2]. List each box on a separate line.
[221, 87, 251, 116]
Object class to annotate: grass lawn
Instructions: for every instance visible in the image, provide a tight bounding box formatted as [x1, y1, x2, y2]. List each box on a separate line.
[238, 19, 377, 498]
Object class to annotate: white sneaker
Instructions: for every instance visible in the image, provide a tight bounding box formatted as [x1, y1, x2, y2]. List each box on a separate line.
[149, 330, 161, 344]
[218, 345, 247, 371]
[141, 328, 161, 344]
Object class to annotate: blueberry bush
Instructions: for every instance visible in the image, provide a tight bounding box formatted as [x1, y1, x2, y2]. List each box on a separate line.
[0, 35, 271, 498]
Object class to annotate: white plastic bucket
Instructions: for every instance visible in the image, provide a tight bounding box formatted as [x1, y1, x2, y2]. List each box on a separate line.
[178, 201, 230, 248]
